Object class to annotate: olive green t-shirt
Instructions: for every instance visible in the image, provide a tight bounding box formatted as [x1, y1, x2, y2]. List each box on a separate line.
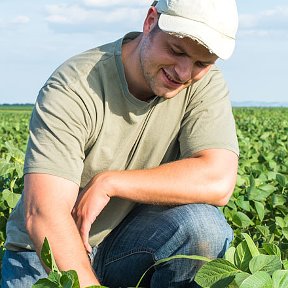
[5, 32, 239, 251]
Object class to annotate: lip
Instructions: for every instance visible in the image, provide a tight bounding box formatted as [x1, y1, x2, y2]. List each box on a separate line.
[161, 68, 183, 89]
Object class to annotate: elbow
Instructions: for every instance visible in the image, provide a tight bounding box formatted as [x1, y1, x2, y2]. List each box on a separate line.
[210, 178, 236, 207]
[25, 208, 38, 237]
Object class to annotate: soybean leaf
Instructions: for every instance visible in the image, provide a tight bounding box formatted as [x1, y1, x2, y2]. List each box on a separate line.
[248, 184, 275, 202]
[284, 215, 288, 225]
[256, 225, 270, 238]
[276, 174, 286, 187]
[262, 243, 281, 258]
[224, 246, 236, 265]
[32, 277, 60, 288]
[194, 258, 240, 287]
[239, 271, 272, 288]
[276, 217, 286, 229]
[232, 212, 253, 228]
[40, 237, 60, 273]
[249, 255, 282, 275]
[283, 260, 288, 270]
[61, 271, 80, 288]
[282, 228, 288, 240]
[1, 189, 21, 208]
[235, 241, 253, 272]
[242, 233, 260, 257]
[234, 234, 260, 272]
[254, 201, 265, 222]
[235, 196, 251, 212]
[272, 194, 286, 207]
[272, 270, 288, 288]
[233, 272, 251, 286]
[47, 271, 62, 284]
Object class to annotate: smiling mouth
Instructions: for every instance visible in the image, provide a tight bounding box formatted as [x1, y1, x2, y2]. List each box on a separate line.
[162, 69, 182, 86]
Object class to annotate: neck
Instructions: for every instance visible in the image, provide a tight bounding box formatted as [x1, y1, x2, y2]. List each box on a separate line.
[122, 34, 154, 102]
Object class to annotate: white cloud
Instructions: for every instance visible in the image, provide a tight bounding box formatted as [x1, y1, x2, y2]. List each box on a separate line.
[46, 4, 146, 24]
[0, 15, 30, 30]
[239, 5, 288, 31]
[11, 15, 30, 24]
[46, 4, 92, 24]
[45, 2, 149, 33]
[83, 0, 151, 7]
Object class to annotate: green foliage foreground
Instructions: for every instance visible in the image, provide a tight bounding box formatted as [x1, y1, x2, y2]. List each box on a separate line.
[0, 107, 288, 286]
[34, 233, 288, 288]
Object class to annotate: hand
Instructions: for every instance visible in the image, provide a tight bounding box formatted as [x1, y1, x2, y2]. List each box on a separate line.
[72, 174, 111, 253]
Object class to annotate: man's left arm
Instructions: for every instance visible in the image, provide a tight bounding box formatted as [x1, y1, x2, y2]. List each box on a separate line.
[73, 148, 238, 251]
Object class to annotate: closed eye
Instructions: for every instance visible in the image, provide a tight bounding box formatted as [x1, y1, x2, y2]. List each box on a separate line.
[195, 61, 210, 68]
[170, 48, 186, 56]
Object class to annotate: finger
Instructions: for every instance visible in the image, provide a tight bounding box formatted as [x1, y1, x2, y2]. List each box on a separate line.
[79, 219, 92, 253]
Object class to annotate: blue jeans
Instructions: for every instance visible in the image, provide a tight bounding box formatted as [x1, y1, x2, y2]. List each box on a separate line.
[2, 204, 233, 288]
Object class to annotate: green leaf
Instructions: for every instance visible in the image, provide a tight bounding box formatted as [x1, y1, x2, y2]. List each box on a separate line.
[272, 270, 288, 288]
[282, 227, 288, 240]
[276, 217, 286, 229]
[242, 233, 260, 257]
[40, 237, 60, 273]
[234, 234, 260, 272]
[61, 270, 80, 288]
[224, 247, 236, 265]
[194, 258, 240, 287]
[235, 241, 253, 272]
[256, 225, 270, 238]
[232, 212, 253, 228]
[272, 194, 287, 207]
[233, 272, 251, 286]
[276, 174, 287, 187]
[1, 189, 21, 208]
[248, 183, 276, 202]
[47, 271, 61, 284]
[249, 255, 282, 275]
[282, 260, 288, 270]
[32, 278, 60, 288]
[235, 196, 251, 212]
[262, 243, 281, 258]
[254, 201, 265, 222]
[239, 271, 272, 288]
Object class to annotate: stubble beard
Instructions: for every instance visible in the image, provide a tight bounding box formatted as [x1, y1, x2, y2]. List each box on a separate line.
[139, 36, 158, 98]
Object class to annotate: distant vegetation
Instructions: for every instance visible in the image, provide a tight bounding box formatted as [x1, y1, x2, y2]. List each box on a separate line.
[0, 104, 34, 111]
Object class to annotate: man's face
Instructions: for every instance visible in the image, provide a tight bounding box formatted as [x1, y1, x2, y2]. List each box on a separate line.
[139, 23, 218, 100]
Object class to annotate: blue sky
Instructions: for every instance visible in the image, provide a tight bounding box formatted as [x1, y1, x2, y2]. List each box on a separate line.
[1, 0, 288, 104]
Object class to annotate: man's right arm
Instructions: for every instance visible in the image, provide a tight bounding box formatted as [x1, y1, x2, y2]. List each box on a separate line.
[24, 173, 100, 287]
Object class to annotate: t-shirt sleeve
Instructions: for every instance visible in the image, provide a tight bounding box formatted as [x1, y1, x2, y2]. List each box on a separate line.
[178, 67, 239, 159]
[24, 82, 93, 185]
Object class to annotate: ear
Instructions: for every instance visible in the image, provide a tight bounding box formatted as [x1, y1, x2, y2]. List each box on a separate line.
[143, 7, 159, 34]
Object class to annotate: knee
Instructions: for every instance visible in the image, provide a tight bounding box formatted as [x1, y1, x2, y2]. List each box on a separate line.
[155, 204, 233, 260]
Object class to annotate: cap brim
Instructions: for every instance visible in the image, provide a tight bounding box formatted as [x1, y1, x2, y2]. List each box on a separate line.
[158, 14, 235, 60]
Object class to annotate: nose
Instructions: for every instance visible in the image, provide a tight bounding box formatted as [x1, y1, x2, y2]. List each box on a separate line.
[174, 58, 200, 83]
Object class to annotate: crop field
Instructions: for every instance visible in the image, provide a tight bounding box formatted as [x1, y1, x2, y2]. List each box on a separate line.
[0, 106, 287, 286]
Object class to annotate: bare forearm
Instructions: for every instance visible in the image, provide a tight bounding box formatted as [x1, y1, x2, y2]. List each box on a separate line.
[24, 174, 100, 287]
[103, 150, 238, 206]
[26, 213, 100, 286]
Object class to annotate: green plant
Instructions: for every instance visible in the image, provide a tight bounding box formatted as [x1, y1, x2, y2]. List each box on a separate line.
[37, 233, 288, 287]
[32, 238, 107, 288]
[194, 233, 288, 287]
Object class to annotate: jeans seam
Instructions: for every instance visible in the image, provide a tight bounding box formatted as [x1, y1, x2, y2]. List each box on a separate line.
[104, 247, 155, 267]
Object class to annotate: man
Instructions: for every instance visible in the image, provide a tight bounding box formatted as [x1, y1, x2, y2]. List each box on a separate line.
[2, 0, 239, 287]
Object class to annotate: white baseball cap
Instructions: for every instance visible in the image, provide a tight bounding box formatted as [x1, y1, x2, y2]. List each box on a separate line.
[153, 0, 238, 60]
